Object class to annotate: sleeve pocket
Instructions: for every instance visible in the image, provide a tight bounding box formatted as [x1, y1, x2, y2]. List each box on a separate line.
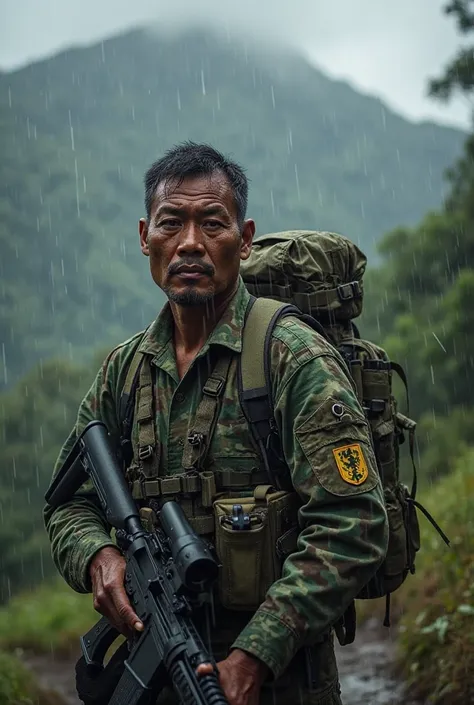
[295, 396, 380, 497]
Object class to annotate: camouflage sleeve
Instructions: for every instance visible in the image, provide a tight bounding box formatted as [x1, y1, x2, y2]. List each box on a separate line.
[43, 338, 140, 594]
[232, 317, 389, 679]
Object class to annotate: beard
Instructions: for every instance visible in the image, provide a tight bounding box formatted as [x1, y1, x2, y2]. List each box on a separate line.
[165, 284, 215, 307]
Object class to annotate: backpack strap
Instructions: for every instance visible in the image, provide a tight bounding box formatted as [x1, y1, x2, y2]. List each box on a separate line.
[238, 296, 327, 489]
[118, 329, 153, 471]
[240, 296, 357, 644]
[119, 348, 145, 468]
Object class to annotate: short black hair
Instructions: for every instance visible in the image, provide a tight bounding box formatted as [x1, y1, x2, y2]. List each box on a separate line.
[144, 142, 248, 226]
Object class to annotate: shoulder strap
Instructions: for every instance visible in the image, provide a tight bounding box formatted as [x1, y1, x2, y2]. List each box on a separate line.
[239, 296, 327, 488]
[118, 343, 147, 468]
[240, 297, 358, 644]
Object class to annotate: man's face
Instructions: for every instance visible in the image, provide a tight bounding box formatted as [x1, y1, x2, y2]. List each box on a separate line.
[139, 172, 255, 307]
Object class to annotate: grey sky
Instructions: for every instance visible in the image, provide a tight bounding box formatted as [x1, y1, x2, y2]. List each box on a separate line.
[1, 0, 471, 129]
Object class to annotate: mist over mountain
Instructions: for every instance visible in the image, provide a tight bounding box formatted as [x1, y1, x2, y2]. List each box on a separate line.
[0, 26, 466, 387]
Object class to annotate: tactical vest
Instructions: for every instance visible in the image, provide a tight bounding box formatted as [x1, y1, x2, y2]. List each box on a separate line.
[117, 309, 306, 615]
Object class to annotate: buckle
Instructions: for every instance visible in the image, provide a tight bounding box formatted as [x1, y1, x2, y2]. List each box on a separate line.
[138, 444, 154, 460]
[188, 432, 205, 447]
[337, 281, 361, 301]
[203, 377, 225, 397]
[363, 399, 386, 416]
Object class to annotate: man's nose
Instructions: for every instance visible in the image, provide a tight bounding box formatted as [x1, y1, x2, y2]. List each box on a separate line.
[176, 222, 205, 255]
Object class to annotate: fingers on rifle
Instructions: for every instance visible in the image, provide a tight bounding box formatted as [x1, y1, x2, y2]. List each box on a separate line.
[112, 584, 144, 631]
[196, 663, 214, 676]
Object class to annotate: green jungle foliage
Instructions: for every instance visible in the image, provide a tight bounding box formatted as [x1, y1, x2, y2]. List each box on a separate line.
[0, 649, 63, 705]
[397, 450, 474, 705]
[0, 578, 95, 656]
[0, 26, 465, 388]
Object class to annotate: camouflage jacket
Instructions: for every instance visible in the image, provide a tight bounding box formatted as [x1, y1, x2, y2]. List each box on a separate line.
[44, 277, 388, 680]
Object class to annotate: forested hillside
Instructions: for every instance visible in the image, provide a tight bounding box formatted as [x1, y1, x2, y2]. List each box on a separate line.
[0, 27, 465, 389]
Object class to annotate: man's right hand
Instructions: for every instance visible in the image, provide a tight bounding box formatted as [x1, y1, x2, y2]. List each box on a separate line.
[89, 546, 144, 638]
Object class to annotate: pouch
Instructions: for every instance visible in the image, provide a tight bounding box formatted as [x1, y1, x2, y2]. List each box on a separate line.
[213, 485, 300, 610]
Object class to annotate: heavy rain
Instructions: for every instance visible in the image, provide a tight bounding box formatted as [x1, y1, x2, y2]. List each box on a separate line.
[0, 1, 473, 704]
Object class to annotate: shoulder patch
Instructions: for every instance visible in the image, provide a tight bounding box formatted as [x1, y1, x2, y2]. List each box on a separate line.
[333, 444, 369, 485]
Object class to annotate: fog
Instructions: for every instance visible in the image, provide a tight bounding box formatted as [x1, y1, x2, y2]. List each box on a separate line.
[1, 0, 471, 128]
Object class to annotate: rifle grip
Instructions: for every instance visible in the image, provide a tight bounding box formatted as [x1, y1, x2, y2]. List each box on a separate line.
[80, 616, 121, 669]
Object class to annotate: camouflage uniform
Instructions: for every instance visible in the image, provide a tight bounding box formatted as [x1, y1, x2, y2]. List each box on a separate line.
[44, 278, 388, 705]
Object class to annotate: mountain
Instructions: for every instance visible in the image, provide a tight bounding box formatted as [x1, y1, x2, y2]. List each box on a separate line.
[0, 27, 466, 387]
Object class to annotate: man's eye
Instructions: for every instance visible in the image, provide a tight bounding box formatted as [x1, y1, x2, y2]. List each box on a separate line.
[159, 219, 181, 228]
[203, 220, 221, 228]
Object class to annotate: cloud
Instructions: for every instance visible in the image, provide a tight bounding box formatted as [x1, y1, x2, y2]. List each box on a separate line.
[0, 0, 470, 128]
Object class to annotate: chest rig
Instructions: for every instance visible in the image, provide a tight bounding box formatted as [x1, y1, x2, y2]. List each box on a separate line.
[116, 299, 305, 613]
[117, 298, 297, 537]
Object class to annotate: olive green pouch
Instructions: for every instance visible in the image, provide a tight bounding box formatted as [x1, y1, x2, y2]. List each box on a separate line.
[213, 485, 300, 610]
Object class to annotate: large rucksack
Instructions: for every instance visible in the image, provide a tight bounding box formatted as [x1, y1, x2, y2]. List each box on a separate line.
[239, 230, 450, 640]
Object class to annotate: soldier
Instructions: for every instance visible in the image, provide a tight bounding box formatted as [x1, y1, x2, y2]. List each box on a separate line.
[44, 142, 388, 705]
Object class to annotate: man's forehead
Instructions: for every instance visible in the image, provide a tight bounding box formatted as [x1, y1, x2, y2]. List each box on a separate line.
[153, 172, 233, 208]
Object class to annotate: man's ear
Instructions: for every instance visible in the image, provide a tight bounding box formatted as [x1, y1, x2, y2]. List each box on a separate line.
[240, 219, 255, 261]
[139, 218, 149, 256]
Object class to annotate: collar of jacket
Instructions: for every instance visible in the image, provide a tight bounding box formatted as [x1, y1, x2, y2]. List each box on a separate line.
[137, 276, 251, 359]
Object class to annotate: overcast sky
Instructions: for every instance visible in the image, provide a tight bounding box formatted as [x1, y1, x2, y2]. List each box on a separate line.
[1, 0, 471, 129]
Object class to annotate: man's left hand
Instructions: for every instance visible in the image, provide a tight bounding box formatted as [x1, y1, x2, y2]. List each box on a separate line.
[196, 648, 269, 705]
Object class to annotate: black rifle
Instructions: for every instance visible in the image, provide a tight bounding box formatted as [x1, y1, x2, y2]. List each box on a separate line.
[45, 420, 228, 705]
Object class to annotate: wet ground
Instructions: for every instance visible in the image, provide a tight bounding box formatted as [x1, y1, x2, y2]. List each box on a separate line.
[24, 618, 416, 705]
[336, 618, 415, 705]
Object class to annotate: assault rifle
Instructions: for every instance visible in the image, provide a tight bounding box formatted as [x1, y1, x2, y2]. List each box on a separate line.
[45, 420, 228, 705]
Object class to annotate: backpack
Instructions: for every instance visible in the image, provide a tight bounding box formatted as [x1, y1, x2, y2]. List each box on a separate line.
[239, 230, 450, 641]
[118, 229, 449, 644]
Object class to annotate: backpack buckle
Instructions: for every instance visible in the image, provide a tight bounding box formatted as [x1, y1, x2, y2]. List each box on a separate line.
[203, 377, 225, 397]
[188, 432, 205, 447]
[337, 281, 360, 301]
[138, 444, 154, 460]
[364, 399, 386, 417]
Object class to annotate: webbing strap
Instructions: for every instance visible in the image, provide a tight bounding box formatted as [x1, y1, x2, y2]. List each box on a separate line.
[239, 297, 326, 490]
[334, 601, 357, 646]
[397, 411, 417, 498]
[240, 297, 286, 393]
[119, 348, 146, 468]
[408, 498, 450, 547]
[131, 473, 201, 500]
[246, 281, 362, 314]
[181, 353, 233, 471]
[131, 468, 269, 501]
[391, 361, 410, 414]
[136, 360, 160, 478]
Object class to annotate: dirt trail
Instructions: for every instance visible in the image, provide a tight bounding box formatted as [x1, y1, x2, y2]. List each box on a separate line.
[335, 618, 419, 705]
[25, 618, 418, 705]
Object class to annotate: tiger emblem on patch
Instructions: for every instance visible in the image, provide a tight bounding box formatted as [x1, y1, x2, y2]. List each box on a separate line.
[333, 444, 368, 485]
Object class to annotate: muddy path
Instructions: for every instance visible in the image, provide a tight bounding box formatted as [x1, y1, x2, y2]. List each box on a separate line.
[24, 618, 417, 705]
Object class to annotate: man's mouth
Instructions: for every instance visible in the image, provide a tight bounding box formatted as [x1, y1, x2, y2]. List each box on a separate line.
[172, 265, 210, 280]
[176, 271, 207, 280]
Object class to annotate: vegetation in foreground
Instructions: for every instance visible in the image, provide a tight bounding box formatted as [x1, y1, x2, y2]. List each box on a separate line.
[0, 578, 96, 657]
[0, 649, 64, 705]
[396, 450, 474, 705]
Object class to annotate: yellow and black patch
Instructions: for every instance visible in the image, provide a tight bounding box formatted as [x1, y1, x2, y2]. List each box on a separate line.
[333, 444, 368, 485]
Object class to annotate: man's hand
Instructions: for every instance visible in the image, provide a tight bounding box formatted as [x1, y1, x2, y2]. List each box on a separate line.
[89, 546, 144, 639]
[196, 648, 269, 705]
